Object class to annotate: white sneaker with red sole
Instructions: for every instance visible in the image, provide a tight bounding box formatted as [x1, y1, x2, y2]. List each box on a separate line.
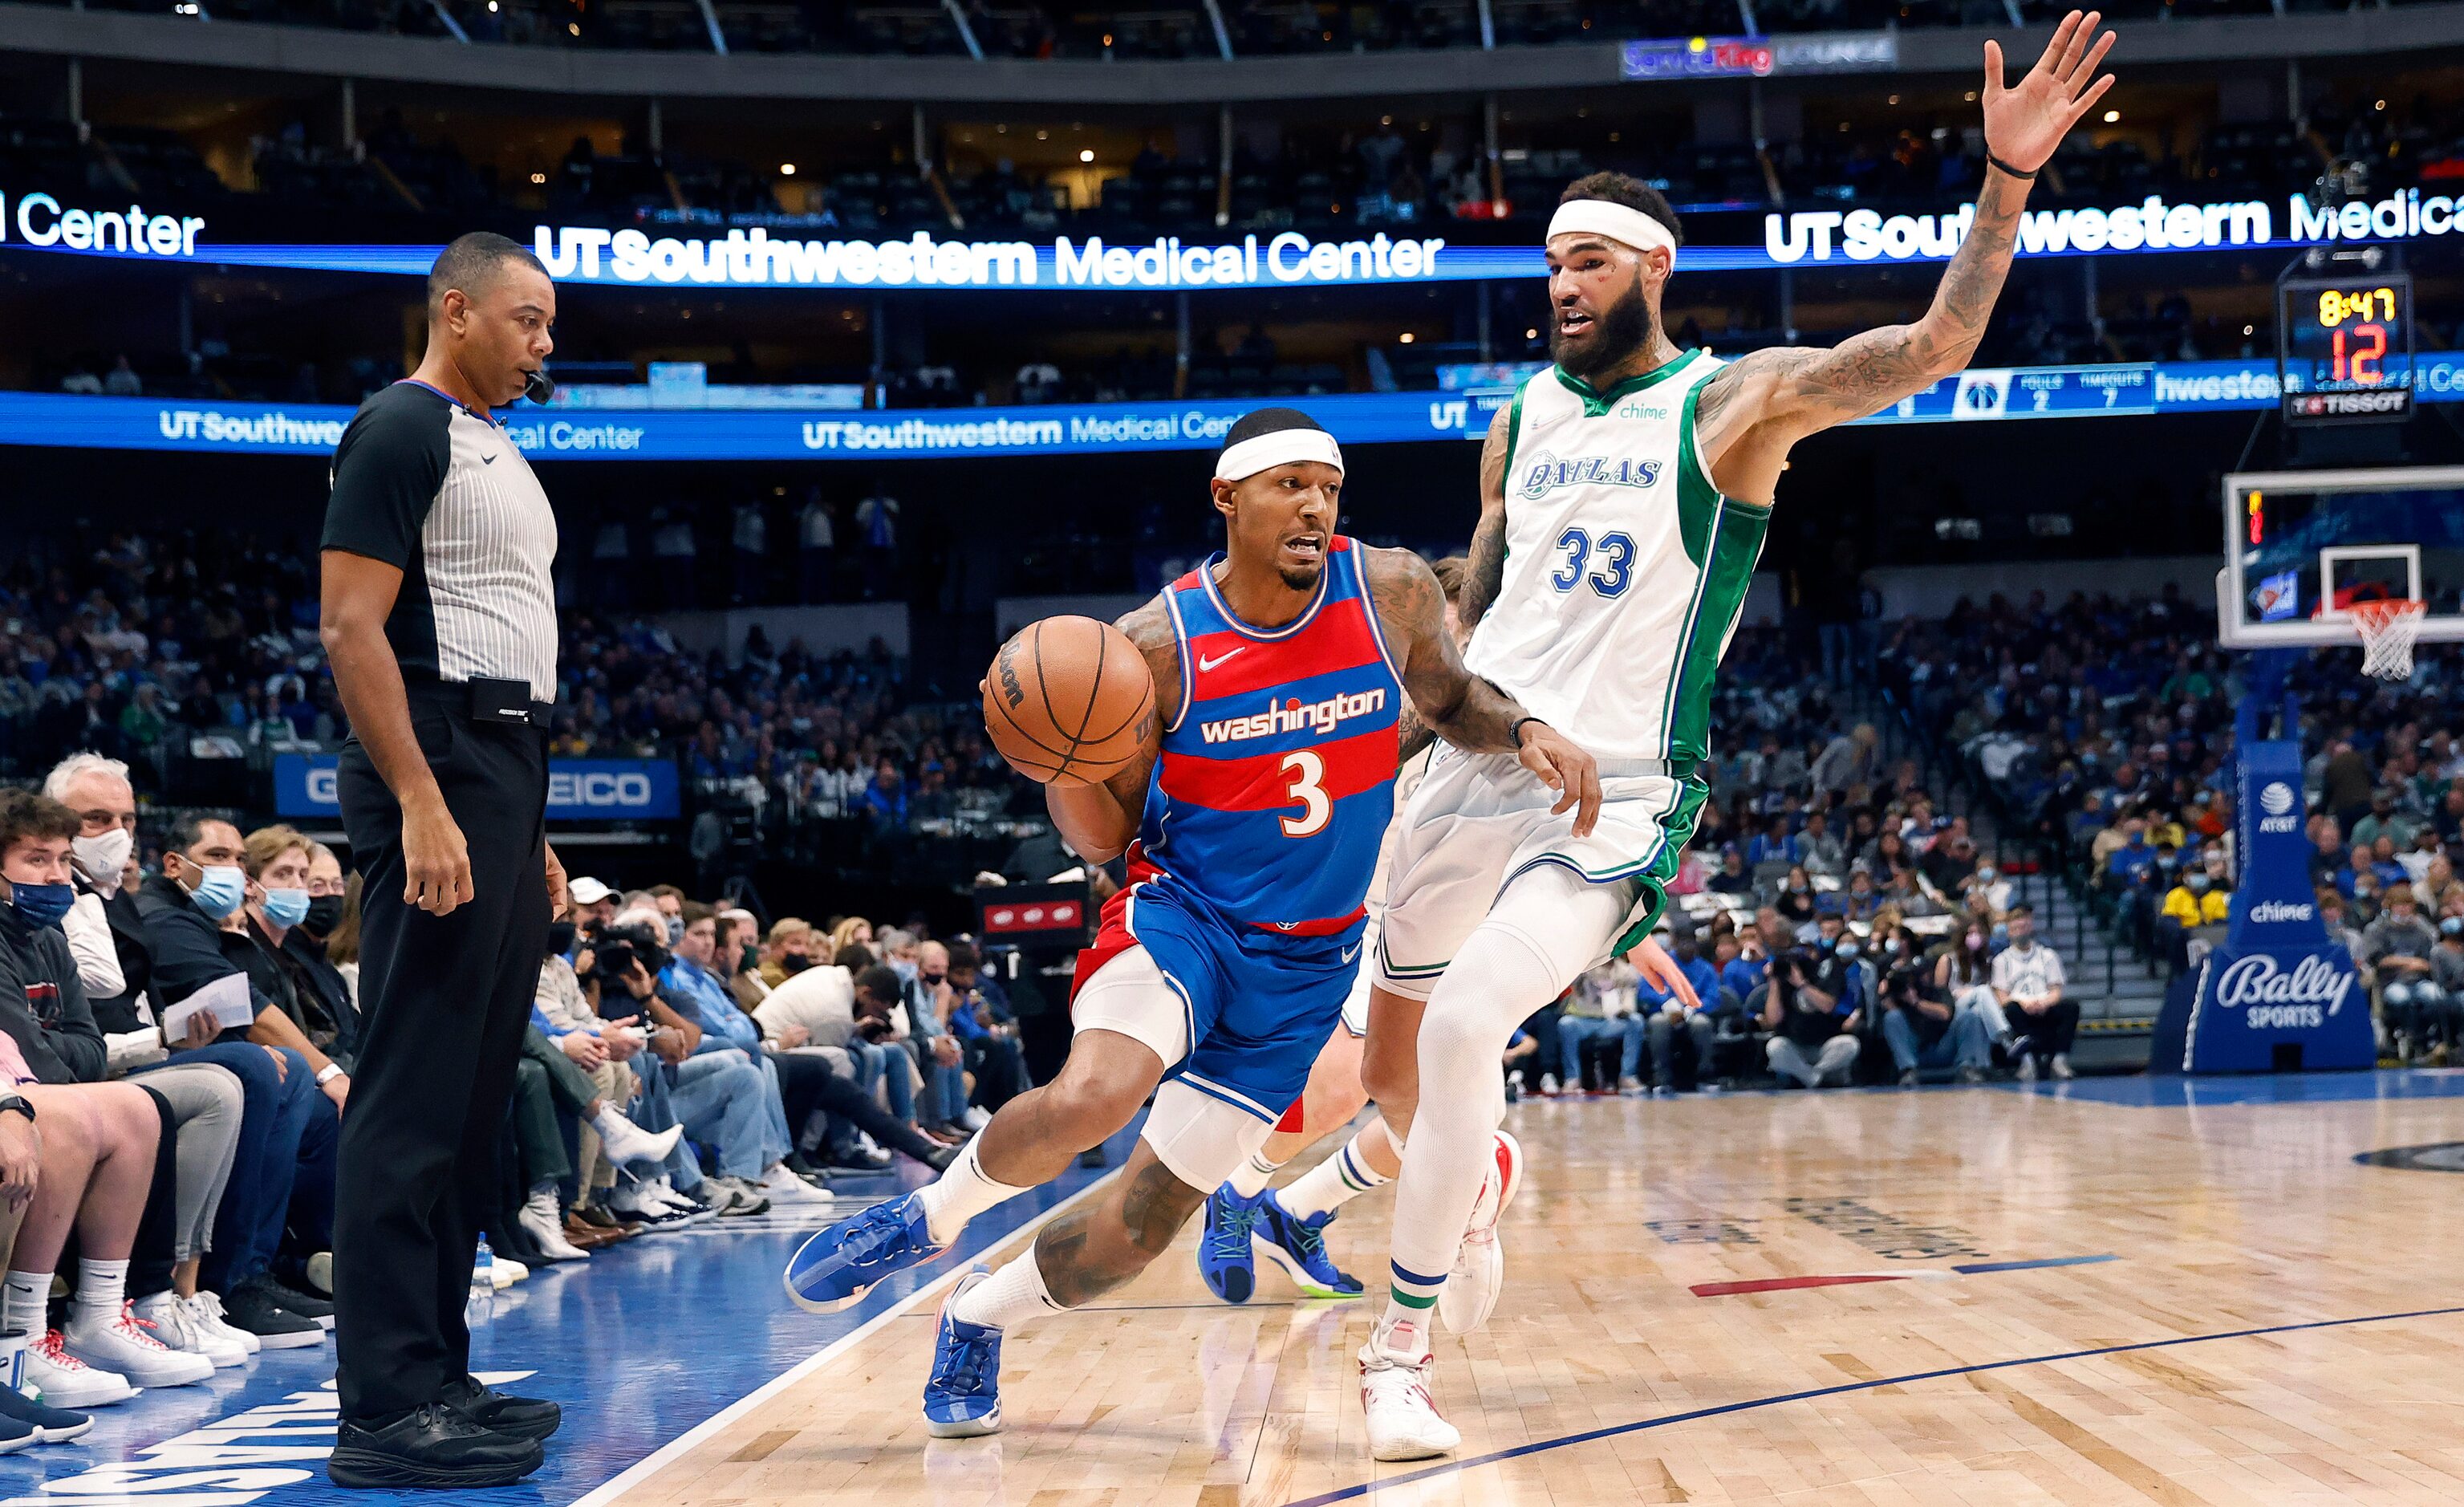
[1437, 1129, 1523, 1335]
[1358, 1314, 1459, 1461]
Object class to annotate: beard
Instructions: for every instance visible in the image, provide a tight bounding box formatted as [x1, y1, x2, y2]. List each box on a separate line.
[1550, 274, 1655, 382]
[1277, 557, 1326, 592]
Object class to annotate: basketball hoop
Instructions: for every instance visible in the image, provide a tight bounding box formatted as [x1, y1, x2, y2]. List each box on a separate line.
[2348, 598, 2426, 681]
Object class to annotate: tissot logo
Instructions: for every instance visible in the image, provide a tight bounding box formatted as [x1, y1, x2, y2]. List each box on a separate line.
[1516, 451, 1663, 501]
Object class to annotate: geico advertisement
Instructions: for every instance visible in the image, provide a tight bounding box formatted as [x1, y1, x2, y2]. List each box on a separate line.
[274, 754, 679, 819]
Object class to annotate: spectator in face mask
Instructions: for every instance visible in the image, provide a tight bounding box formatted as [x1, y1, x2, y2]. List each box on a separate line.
[758, 918, 819, 987]
[1967, 861, 2012, 916]
[1936, 919, 2009, 1046]
[131, 814, 336, 1348]
[40, 755, 140, 1028]
[1773, 867, 1817, 932]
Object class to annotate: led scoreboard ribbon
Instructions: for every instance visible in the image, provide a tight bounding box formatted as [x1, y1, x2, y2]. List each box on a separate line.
[2279, 273, 2413, 424]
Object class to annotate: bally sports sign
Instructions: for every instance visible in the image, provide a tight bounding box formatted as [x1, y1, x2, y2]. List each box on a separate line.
[2158, 737, 2376, 1074]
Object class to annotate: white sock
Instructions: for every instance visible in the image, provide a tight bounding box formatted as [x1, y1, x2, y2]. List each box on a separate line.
[3, 1271, 49, 1338]
[1227, 1149, 1281, 1200]
[914, 1137, 1032, 1245]
[950, 1252, 1066, 1330]
[75, 1259, 130, 1323]
[1281, 1122, 1395, 1221]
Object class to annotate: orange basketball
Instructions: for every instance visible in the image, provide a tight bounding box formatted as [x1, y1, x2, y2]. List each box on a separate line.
[981, 615, 1155, 788]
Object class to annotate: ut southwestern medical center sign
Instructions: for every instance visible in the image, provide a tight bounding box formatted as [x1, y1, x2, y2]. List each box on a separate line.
[10, 355, 2464, 461]
[10, 181, 2464, 286]
[274, 754, 678, 821]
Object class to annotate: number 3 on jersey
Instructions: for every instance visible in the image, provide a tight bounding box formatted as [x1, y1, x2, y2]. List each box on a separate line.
[1278, 749, 1330, 838]
[1549, 527, 1634, 599]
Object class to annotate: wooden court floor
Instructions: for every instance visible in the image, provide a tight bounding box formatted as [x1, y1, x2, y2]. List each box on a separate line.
[617, 1076, 2464, 1506]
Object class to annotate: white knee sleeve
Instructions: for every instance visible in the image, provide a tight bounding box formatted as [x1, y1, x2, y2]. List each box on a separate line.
[1386, 868, 1635, 1283]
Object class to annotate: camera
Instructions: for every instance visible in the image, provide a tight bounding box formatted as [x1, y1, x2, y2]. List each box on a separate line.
[584, 922, 669, 984]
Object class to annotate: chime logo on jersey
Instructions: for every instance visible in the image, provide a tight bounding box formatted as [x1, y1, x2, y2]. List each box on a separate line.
[1516, 449, 1664, 502]
[1196, 686, 1389, 745]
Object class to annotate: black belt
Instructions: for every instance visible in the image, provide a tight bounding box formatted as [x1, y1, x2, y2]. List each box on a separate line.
[406, 674, 555, 726]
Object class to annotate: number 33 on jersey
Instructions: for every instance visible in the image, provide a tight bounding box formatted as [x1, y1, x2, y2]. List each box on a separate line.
[1135, 535, 1402, 935]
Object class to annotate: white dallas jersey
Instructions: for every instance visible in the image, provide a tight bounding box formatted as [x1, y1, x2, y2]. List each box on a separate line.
[1463, 349, 1769, 766]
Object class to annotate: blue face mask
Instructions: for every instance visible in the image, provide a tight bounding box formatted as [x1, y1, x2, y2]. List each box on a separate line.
[262, 888, 311, 929]
[8, 883, 74, 930]
[189, 865, 246, 920]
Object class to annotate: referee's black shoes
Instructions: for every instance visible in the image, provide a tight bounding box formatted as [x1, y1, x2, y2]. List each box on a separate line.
[327, 1402, 543, 1489]
[443, 1374, 563, 1440]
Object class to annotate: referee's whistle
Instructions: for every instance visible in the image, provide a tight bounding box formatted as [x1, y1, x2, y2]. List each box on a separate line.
[523, 367, 556, 405]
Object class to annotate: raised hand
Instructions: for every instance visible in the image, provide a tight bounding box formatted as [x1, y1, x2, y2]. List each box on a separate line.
[1982, 10, 2117, 175]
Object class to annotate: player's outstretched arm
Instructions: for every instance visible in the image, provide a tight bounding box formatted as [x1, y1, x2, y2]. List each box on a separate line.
[1692, 9, 2117, 504]
[1038, 598, 1178, 864]
[1456, 401, 1515, 629]
[1366, 546, 1603, 837]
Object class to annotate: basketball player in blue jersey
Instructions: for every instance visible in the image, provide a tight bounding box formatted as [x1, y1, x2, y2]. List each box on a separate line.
[783, 408, 1601, 1440]
[1352, 14, 2120, 1459]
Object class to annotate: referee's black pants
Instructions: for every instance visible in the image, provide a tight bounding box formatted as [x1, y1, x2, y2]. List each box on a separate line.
[332, 691, 548, 1423]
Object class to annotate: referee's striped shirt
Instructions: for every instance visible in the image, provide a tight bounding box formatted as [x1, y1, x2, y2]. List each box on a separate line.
[322, 380, 559, 701]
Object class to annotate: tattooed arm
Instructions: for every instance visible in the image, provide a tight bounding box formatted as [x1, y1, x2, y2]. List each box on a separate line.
[1692, 10, 2117, 505]
[1034, 597, 1176, 864]
[1457, 402, 1513, 628]
[1366, 545, 1602, 835]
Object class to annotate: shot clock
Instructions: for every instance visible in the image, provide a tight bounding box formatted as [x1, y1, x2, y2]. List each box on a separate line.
[2279, 272, 2413, 424]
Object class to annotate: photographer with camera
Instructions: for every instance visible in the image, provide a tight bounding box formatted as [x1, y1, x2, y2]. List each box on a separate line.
[1759, 944, 1860, 1089]
[571, 919, 729, 1225]
[1877, 954, 1991, 1087]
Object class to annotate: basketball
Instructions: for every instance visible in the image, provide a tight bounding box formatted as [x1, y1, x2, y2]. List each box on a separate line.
[981, 615, 1155, 787]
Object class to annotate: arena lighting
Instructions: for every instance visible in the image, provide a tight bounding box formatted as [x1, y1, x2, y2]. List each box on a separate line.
[1078, 149, 1094, 163]
[779, 164, 797, 176]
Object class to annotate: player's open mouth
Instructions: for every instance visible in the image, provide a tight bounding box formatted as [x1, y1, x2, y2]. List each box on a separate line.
[1557, 309, 1594, 338]
[1281, 534, 1325, 565]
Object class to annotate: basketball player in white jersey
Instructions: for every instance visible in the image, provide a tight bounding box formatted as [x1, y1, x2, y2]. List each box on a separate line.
[1196, 559, 1699, 1306]
[1353, 13, 2120, 1458]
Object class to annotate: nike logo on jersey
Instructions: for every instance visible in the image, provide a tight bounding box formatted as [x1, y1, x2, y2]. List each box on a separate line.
[482, 453, 500, 465]
[1197, 648, 1246, 672]
[1341, 942, 1362, 964]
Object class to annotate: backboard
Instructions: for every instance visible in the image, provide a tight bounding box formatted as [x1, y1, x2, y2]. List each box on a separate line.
[2217, 466, 2464, 648]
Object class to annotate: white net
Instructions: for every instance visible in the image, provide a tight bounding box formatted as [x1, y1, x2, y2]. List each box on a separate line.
[2350, 598, 2426, 681]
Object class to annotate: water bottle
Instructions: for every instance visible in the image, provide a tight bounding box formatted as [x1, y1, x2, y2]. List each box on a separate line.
[466, 1235, 496, 1324]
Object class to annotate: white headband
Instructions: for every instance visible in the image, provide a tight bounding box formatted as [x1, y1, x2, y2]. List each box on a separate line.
[1546, 199, 1679, 267]
[1215, 427, 1344, 482]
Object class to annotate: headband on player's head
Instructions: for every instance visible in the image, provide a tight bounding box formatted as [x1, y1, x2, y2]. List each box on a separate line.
[1214, 414, 1345, 482]
[1546, 199, 1679, 268]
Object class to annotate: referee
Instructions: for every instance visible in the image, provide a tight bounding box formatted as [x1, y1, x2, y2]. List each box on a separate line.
[319, 233, 570, 1489]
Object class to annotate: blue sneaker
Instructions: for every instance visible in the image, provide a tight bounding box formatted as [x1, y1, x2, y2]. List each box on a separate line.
[1197, 1185, 1263, 1304]
[784, 1193, 948, 1313]
[923, 1268, 1003, 1438]
[1253, 1190, 1364, 1299]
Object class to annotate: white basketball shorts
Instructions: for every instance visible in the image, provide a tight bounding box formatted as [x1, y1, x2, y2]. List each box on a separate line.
[1372, 744, 1709, 1001]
